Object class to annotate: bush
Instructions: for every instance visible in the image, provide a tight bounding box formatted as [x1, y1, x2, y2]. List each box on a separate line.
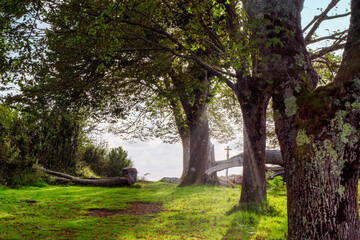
[267, 175, 286, 193]
[80, 144, 133, 177]
[0, 103, 133, 186]
[33, 111, 86, 174]
[80, 144, 108, 176]
[107, 147, 132, 177]
[0, 104, 87, 187]
[0, 105, 41, 187]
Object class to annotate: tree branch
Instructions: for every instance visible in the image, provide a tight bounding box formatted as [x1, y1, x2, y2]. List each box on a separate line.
[306, 29, 347, 45]
[303, 0, 341, 42]
[310, 43, 346, 60]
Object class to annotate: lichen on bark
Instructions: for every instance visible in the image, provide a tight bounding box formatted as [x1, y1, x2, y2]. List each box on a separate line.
[296, 129, 310, 146]
[284, 95, 298, 117]
[330, 110, 359, 145]
[337, 185, 345, 197]
[340, 123, 356, 144]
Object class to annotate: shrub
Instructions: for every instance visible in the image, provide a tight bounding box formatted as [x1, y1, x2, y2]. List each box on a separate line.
[267, 175, 286, 193]
[80, 143, 108, 176]
[80, 144, 133, 177]
[34, 111, 86, 174]
[0, 103, 132, 186]
[0, 104, 86, 187]
[0, 105, 40, 187]
[106, 147, 132, 177]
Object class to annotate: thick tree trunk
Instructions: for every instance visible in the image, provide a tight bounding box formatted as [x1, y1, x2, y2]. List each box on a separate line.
[273, 86, 360, 239]
[247, 0, 360, 238]
[174, 69, 218, 186]
[238, 94, 270, 203]
[179, 115, 218, 186]
[40, 167, 137, 187]
[278, 132, 360, 239]
[180, 132, 190, 179]
[221, 0, 272, 203]
[180, 129, 216, 180]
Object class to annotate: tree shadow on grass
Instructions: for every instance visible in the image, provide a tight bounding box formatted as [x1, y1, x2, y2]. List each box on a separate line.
[222, 202, 280, 240]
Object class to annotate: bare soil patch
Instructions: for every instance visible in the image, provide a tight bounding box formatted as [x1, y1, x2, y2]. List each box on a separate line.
[85, 202, 164, 217]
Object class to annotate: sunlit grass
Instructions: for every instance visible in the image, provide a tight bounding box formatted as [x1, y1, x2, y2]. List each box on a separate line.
[0, 181, 289, 239]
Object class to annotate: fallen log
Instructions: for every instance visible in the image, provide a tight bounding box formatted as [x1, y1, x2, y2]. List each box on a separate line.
[39, 167, 137, 187]
[264, 150, 283, 166]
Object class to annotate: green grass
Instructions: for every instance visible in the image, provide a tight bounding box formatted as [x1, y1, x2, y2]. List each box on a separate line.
[0, 181, 288, 239]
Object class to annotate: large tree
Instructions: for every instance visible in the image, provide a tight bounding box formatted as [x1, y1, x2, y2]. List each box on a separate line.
[212, 0, 271, 202]
[42, 0, 226, 185]
[114, 56, 221, 185]
[243, 0, 360, 238]
[41, 0, 349, 201]
[216, 0, 349, 203]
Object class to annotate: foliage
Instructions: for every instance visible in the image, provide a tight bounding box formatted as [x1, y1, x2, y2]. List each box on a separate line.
[40, 0, 244, 186]
[0, 104, 39, 187]
[81, 143, 133, 177]
[34, 110, 86, 173]
[0, 102, 133, 185]
[0, 0, 46, 87]
[39, 0, 243, 147]
[107, 147, 132, 177]
[267, 176, 286, 193]
[0, 182, 290, 239]
[80, 144, 108, 177]
[0, 102, 98, 186]
[207, 82, 243, 145]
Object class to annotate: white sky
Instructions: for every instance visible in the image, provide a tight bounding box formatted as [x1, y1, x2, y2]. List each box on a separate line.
[102, 0, 351, 181]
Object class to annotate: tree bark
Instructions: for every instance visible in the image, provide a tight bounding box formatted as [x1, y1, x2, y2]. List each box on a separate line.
[264, 150, 283, 166]
[172, 69, 218, 186]
[179, 114, 218, 186]
[238, 96, 270, 203]
[274, 87, 360, 239]
[180, 127, 217, 180]
[40, 167, 137, 187]
[247, 0, 360, 238]
[220, 0, 272, 203]
[179, 130, 190, 179]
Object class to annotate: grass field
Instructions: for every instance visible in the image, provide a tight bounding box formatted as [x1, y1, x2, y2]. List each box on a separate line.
[0, 180, 288, 239]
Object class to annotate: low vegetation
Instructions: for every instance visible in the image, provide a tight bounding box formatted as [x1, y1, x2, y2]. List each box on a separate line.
[0, 104, 133, 187]
[0, 180, 289, 239]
